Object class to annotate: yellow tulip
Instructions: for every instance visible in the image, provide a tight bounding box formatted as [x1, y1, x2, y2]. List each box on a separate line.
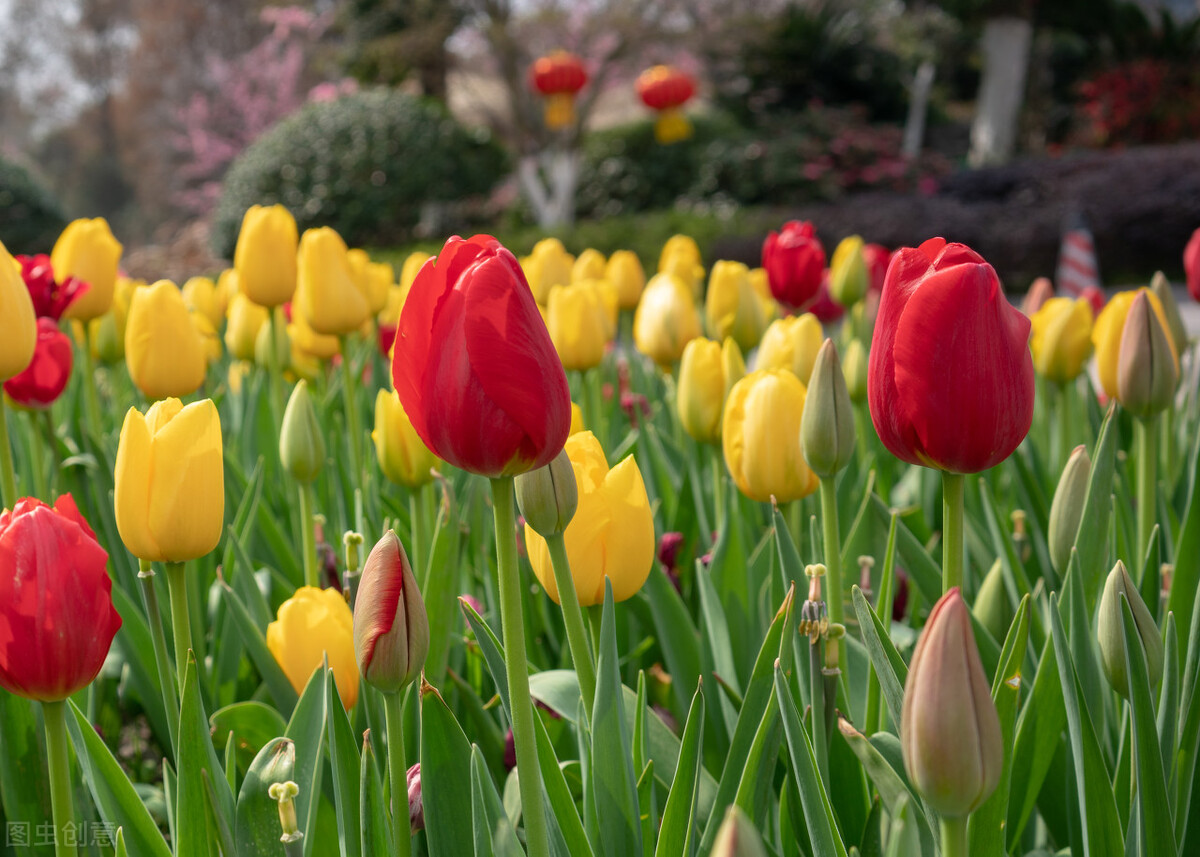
[225, 293, 269, 361]
[572, 248, 607, 283]
[114, 397, 224, 563]
[372, 389, 440, 488]
[125, 280, 208, 400]
[347, 249, 392, 315]
[378, 285, 407, 328]
[266, 586, 358, 710]
[658, 235, 704, 289]
[828, 235, 869, 307]
[234, 204, 298, 308]
[191, 312, 222, 365]
[705, 260, 765, 352]
[570, 401, 585, 435]
[216, 267, 239, 302]
[182, 276, 226, 329]
[1030, 297, 1094, 383]
[399, 251, 431, 292]
[546, 282, 610, 370]
[0, 239, 36, 382]
[723, 369, 819, 503]
[523, 238, 575, 305]
[677, 337, 738, 443]
[87, 275, 145, 363]
[1092, 288, 1178, 398]
[633, 273, 702, 368]
[755, 313, 823, 383]
[606, 250, 646, 310]
[289, 311, 341, 361]
[295, 227, 370, 336]
[52, 217, 122, 322]
[524, 431, 655, 606]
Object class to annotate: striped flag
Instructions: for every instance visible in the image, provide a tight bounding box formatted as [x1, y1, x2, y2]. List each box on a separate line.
[1056, 223, 1100, 297]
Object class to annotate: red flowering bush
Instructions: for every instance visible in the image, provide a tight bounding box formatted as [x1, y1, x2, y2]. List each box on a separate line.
[1076, 58, 1200, 146]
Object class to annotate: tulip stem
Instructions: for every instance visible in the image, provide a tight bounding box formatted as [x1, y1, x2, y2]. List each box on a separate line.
[138, 560, 179, 757]
[711, 446, 726, 532]
[29, 409, 47, 500]
[79, 329, 103, 430]
[819, 478, 843, 627]
[1136, 415, 1158, 566]
[942, 472, 965, 594]
[0, 394, 17, 506]
[409, 489, 426, 592]
[546, 532, 596, 717]
[490, 476, 550, 857]
[940, 815, 968, 857]
[809, 634, 830, 790]
[384, 690, 412, 857]
[42, 700, 77, 857]
[267, 308, 287, 430]
[340, 336, 364, 482]
[165, 561, 192, 694]
[1056, 381, 1071, 474]
[299, 482, 318, 589]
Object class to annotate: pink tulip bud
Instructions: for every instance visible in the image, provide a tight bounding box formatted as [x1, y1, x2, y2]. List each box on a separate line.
[353, 531, 428, 693]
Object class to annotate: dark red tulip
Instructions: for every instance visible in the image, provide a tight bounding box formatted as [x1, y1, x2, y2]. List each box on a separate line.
[1185, 227, 1200, 302]
[0, 495, 122, 701]
[762, 221, 826, 310]
[808, 275, 845, 323]
[16, 254, 89, 321]
[392, 235, 571, 478]
[862, 243, 891, 295]
[868, 238, 1034, 474]
[3, 318, 73, 409]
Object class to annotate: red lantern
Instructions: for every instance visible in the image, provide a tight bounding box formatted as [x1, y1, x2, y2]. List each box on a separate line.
[530, 51, 588, 131]
[636, 65, 696, 144]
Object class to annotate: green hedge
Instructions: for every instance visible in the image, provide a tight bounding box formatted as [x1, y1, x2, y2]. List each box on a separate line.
[0, 155, 67, 255]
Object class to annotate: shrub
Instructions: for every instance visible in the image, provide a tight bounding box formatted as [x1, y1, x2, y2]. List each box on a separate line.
[211, 89, 507, 257]
[0, 155, 67, 255]
[1076, 58, 1200, 146]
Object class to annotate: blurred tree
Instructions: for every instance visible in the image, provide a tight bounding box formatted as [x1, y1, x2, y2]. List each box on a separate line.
[338, 0, 463, 98]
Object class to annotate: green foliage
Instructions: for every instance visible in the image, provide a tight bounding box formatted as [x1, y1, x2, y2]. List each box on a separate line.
[0, 154, 67, 254]
[211, 89, 506, 257]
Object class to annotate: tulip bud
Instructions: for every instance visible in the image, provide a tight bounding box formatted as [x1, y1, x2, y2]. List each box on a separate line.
[0, 239, 36, 382]
[1117, 290, 1178, 419]
[828, 235, 869, 307]
[353, 531, 429, 693]
[1149, 271, 1189, 357]
[972, 559, 1012, 643]
[407, 763, 424, 832]
[711, 806, 769, 857]
[901, 587, 1002, 818]
[1097, 560, 1163, 698]
[515, 448, 578, 537]
[843, 339, 868, 404]
[800, 339, 856, 478]
[280, 380, 325, 483]
[722, 337, 746, 398]
[1047, 444, 1091, 576]
[606, 250, 646, 310]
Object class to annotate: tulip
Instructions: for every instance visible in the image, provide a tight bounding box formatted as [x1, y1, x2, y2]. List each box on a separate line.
[182, 276, 226, 329]
[658, 235, 705, 293]
[1149, 271, 1188, 356]
[3, 318, 73, 409]
[545, 282, 610, 370]
[288, 311, 341, 361]
[1117, 290, 1178, 420]
[87, 275, 144, 364]
[524, 431, 654, 606]
[234, 204, 299, 308]
[711, 806, 768, 857]
[1020, 276, 1054, 317]
[225, 293, 270, 361]
[705, 260, 765, 351]
[280, 380, 325, 484]
[393, 234, 571, 478]
[354, 530, 429, 693]
[677, 337, 732, 444]
[52, 217, 122, 321]
[972, 559, 1013, 644]
[843, 339, 868, 404]
[373, 389, 439, 489]
[267, 585, 359, 709]
[862, 243, 890, 294]
[515, 448, 578, 538]
[633, 272, 702, 367]
[0, 240, 37, 382]
[901, 588, 1002, 819]
[295, 227, 371, 336]
[828, 235, 869, 307]
[0, 495, 122, 701]
[346, 249, 392, 316]
[191, 312, 222, 365]
[15, 253, 88, 320]
[523, 238, 575, 305]
[606, 250, 646, 310]
[114, 397, 224, 563]
[1092, 288, 1176, 400]
[755, 313, 823, 383]
[1030, 297, 1093, 383]
[572, 248, 607, 283]
[1047, 445, 1091, 576]
[125, 280, 208, 400]
[762, 220, 825, 310]
[807, 277, 845, 324]
[722, 369, 819, 503]
[1097, 560, 1162, 698]
[1186, 226, 1200, 303]
[800, 339, 855, 479]
[868, 238, 1034, 475]
[399, 252, 431, 292]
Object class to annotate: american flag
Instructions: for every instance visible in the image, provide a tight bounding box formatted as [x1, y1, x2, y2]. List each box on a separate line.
[1056, 222, 1100, 297]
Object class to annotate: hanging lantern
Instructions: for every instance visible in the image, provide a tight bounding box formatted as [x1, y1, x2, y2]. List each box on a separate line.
[636, 65, 697, 145]
[530, 51, 588, 131]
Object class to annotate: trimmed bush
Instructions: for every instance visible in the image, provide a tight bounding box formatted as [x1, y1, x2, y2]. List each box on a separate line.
[0, 155, 67, 255]
[211, 89, 507, 257]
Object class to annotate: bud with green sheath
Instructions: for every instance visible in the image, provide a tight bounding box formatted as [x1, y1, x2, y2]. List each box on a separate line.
[353, 530, 429, 693]
[972, 559, 1012, 643]
[711, 806, 769, 857]
[280, 380, 325, 483]
[1117, 290, 1178, 419]
[1149, 270, 1188, 357]
[843, 338, 868, 405]
[1097, 560, 1162, 698]
[1047, 444, 1091, 576]
[515, 448, 578, 537]
[800, 338, 856, 478]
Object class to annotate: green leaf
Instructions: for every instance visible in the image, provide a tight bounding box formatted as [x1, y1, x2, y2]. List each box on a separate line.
[731, 683, 781, 827]
[1173, 580, 1200, 844]
[219, 579, 299, 715]
[637, 761, 657, 857]
[325, 667, 362, 857]
[421, 682, 475, 857]
[0, 690, 51, 853]
[177, 652, 234, 857]
[284, 666, 328, 856]
[471, 745, 524, 857]
[655, 681, 705, 857]
[1169, 409, 1200, 637]
[110, 583, 172, 749]
[210, 701, 288, 774]
[1006, 633, 1065, 846]
[234, 737, 295, 856]
[696, 561, 741, 730]
[532, 702, 595, 857]
[358, 732, 393, 856]
[421, 479, 463, 685]
[640, 563, 704, 723]
[851, 586, 906, 730]
[1074, 403, 1118, 612]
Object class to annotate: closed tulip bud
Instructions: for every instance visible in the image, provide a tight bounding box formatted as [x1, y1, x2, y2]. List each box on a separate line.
[1030, 297, 1094, 383]
[1020, 276, 1054, 317]
[658, 235, 705, 295]
[843, 338, 868, 404]
[295, 227, 370, 336]
[828, 235, 869, 307]
[267, 585, 358, 709]
[225, 293, 270, 361]
[1118, 290, 1178, 419]
[606, 250, 645, 310]
[182, 276, 226, 328]
[280, 380, 325, 483]
[972, 559, 1013, 643]
[523, 238, 575, 305]
[800, 339, 855, 478]
[354, 531, 429, 693]
[711, 806, 769, 857]
[1097, 560, 1163, 698]
[1149, 271, 1189, 356]
[705, 260, 765, 352]
[1092, 287, 1177, 399]
[722, 337, 746, 397]
[1047, 444, 1091, 575]
[901, 587, 1003, 818]
[677, 337, 727, 444]
[762, 220, 825, 310]
[115, 397, 224, 563]
[755, 313, 823, 384]
[572, 248, 607, 283]
[4, 319, 73, 409]
[234, 204, 299, 308]
[125, 280, 208, 400]
[53, 217, 122, 321]
[524, 431, 655, 606]
[0, 241, 37, 382]
[372, 389, 439, 488]
[546, 282, 609, 370]
[515, 448, 578, 537]
[1186, 227, 1200, 303]
[634, 272, 702, 368]
[723, 369, 819, 503]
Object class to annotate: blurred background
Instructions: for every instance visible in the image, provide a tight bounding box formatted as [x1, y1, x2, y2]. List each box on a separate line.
[1, 0, 1199, 285]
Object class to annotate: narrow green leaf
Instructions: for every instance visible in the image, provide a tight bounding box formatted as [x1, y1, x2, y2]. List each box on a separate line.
[471, 745, 524, 857]
[637, 761, 657, 857]
[655, 681, 705, 857]
[1169, 410, 1200, 637]
[1074, 403, 1118, 611]
[359, 732, 393, 857]
[532, 706, 595, 857]
[851, 586, 906, 730]
[219, 580, 299, 715]
[641, 564, 705, 724]
[210, 701, 288, 774]
[325, 667, 362, 857]
[1005, 630, 1065, 845]
[1159, 613, 1179, 782]
[1174, 580, 1200, 844]
[284, 666, 327, 856]
[421, 682, 475, 857]
[178, 652, 234, 857]
[731, 683, 781, 827]
[0, 690, 51, 850]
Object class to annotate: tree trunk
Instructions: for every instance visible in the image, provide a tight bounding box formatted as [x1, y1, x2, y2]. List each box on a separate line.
[969, 17, 1033, 167]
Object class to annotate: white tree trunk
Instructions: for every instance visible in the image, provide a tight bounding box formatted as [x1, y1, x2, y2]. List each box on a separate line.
[969, 17, 1033, 167]
[903, 60, 936, 159]
[518, 150, 579, 229]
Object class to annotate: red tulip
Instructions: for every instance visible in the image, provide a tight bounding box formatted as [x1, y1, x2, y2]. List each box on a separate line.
[1185, 226, 1200, 302]
[3, 318, 74, 409]
[862, 243, 891, 294]
[392, 235, 571, 477]
[868, 238, 1034, 474]
[807, 275, 845, 323]
[378, 322, 398, 358]
[0, 495, 122, 701]
[16, 254, 89, 321]
[762, 221, 826, 310]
